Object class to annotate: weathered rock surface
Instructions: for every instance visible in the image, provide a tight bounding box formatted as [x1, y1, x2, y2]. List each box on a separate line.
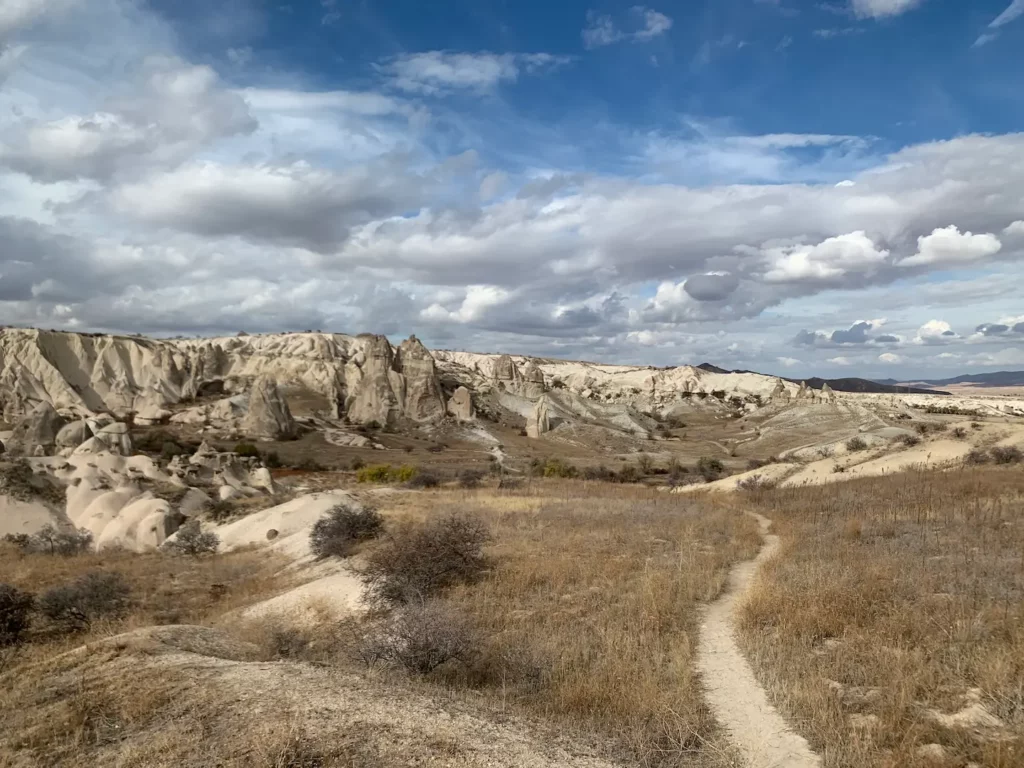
[521, 362, 546, 399]
[447, 386, 475, 421]
[395, 336, 446, 422]
[55, 419, 92, 450]
[242, 375, 297, 440]
[89, 420, 133, 455]
[526, 397, 550, 439]
[5, 402, 66, 456]
[492, 354, 523, 392]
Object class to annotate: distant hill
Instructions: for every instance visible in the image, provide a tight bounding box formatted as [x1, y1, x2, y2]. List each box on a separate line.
[884, 371, 1024, 388]
[698, 363, 945, 395]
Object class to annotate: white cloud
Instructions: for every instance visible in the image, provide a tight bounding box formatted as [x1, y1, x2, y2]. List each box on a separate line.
[878, 352, 902, 363]
[0, 0, 79, 39]
[973, 0, 1024, 45]
[776, 356, 800, 367]
[421, 285, 512, 323]
[1003, 220, 1024, 236]
[899, 225, 1001, 267]
[377, 51, 570, 94]
[828, 356, 853, 365]
[914, 319, 958, 345]
[850, 0, 925, 19]
[582, 7, 672, 48]
[762, 231, 889, 283]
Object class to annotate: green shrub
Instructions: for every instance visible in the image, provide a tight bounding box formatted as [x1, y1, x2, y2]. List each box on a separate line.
[262, 450, 283, 468]
[162, 521, 219, 556]
[309, 504, 384, 558]
[357, 465, 393, 483]
[349, 457, 366, 471]
[9, 525, 93, 556]
[582, 465, 617, 482]
[394, 465, 416, 483]
[542, 459, 578, 478]
[234, 442, 260, 458]
[697, 457, 724, 482]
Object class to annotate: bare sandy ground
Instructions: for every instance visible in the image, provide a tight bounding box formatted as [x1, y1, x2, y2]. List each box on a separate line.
[697, 513, 821, 768]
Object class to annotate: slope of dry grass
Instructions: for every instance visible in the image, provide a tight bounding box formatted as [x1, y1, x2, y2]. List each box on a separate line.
[736, 468, 1024, 768]
[393, 482, 762, 767]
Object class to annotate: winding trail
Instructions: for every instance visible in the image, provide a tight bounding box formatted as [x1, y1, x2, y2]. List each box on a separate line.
[697, 513, 821, 768]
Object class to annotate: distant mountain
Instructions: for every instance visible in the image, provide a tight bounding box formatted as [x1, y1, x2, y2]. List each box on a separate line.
[889, 371, 1024, 388]
[698, 364, 945, 395]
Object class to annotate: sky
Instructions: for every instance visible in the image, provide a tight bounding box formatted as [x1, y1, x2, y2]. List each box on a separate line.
[1, 0, 1023, 379]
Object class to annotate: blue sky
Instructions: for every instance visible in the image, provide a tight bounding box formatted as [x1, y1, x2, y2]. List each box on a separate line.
[1, 0, 1023, 378]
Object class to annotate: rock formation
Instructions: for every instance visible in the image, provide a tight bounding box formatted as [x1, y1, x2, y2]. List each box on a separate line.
[447, 386, 475, 421]
[395, 336, 446, 422]
[492, 354, 523, 392]
[521, 362, 546, 399]
[769, 378, 790, 405]
[89, 420, 133, 455]
[526, 396, 551, 439]
[242, 376, 297, 440]
[346, 335, 402, 426]
[5, 402, 66, 456]
[55, 419, 92, 451]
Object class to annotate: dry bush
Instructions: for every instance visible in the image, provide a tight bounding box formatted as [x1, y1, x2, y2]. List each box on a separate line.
[5, 524, 93, 556]
[697, 456, 724, 482]
[38, 572, 132, 633]
[738, 467, 1024, 767]
[436, 488, 761, 767]
[966, 447, 990, 465]
[405, 471, 440, 489]
[990, 445, 1022, 465]
[360, 512, 491, 607]
[845, 436, 867, 452]
[309, 503, 384, 559]
[458, 469, 484, 489]
[736, 474, 776, 492]
[0, 584, 34, 646]
[894, 432, 921, 447]
[356, 601, 479, 674]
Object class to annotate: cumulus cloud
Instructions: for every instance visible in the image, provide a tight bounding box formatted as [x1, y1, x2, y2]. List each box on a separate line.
[850, 0, 925, 19]
[878, 352, 902, 363]
[376, 51, 571, 94]
[829, 356, 853, 365]
[683, 272, 739, 301]
[792, 319, 893, 347]
[582, 7, 672, 48]
[761, 232, 889, 283]
[899, 225, 1002, 268]
[1004, 220, 1024, 236]
[914, 320, 958, 345]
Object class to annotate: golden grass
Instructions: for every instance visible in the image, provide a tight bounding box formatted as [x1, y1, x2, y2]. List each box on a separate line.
[736, 467, 1024, 767]
[400, 481, 762, 767]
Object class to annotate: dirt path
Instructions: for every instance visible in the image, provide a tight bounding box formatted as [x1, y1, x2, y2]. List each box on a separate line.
[697, 513, 821, 768]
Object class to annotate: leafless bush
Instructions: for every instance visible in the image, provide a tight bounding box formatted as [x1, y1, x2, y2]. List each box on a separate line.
[309, 503, 384, 559]
[458, 469, 484, 489]
[951, 426, 967, 439]
[37, 571, 131, 633]
[162, 521, 219, 556]
[697, 456, 724, 482]
[360, 512, 492, 607]
[965, 447, 990, 465]
[355, 601, 479, 674]
[990, 445, 1022, 465]
[405, 471, 440, 489]
[737, 474, 776, 492]
[894, 433, 921, 447]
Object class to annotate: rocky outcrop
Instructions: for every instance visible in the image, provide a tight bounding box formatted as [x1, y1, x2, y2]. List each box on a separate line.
[395, 336, 446, 422]
[89, 420, 133, 455]
[521, 362, 546, 399]
[55, 419, 92, 450]
[820, 382, 837, 404]
[492, 355, 522, 393]
[242, 376, 297, 440]
[5, 402, 66, 456]
[526, 397, 551, 439]
[346, 335, 402, 426]
[768, 378, 790, 405]
[447, 386, 474, 421]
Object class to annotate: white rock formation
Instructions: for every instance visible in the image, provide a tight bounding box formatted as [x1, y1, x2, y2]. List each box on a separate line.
[5, 402, 66, 456]
[526, 396, 551, 439]
[447, 386, 475, 421]
[521, 362, 546, 399]
[242, 375, 297, 440]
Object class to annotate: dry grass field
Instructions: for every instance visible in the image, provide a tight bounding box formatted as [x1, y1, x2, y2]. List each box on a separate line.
[737, 467, 1024, 768]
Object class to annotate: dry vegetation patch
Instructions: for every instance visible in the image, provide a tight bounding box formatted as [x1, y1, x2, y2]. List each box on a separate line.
[737, 467, 1024, 767]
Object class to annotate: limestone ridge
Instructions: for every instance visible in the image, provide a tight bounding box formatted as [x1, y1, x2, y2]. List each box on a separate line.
[243, 375, 298, 440]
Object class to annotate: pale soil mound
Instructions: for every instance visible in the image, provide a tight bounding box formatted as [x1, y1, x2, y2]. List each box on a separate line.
[241, 563, 363, 623]
[0, 626, 623, 768]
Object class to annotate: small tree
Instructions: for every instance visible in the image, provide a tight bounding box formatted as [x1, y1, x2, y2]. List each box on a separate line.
[309, 504, 384, 559]
[0, 584, 34, 647]
[637, 453, 654, 474]
[163, 521, 220, 556]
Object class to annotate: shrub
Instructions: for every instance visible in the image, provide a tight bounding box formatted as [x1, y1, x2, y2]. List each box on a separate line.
[348, 457, 366, 471]
[542, 458, 578, 479]
[636, 453, 653, 474]
[966, 448, 990, 465]
[163, 521, 219, 556]
[427, 443, 446, 453]
[746, 458, 768, 470]
[697, 456, 724, 482]
[894, 433, 921, 447]
[357, 464, 392, 483]
[737, 475, 776, 492]
[0, 584, 34, 647]
[458, 469, 484, 489]
[160, 441, 188, 459]
[951, 427, 967, 439]
[234, 442, 260, 458]
[990, 446, 1023, 465]
[38, 572, 131, 632]
[361, 512, 492, 606]
[295, 457, 325, 471]
[582, 465, 616, 482]
[16, 525, 93, 556]
[356, 601, 478, 675]
[405, 472, 439, 489]
[262, 450, 283, 468]
[617, 465, 641, 484]
[971, 422, 983, 430]
[310, 504, 384, 559]
[845, 436, 867, 452]
[393, 465, 416, 483]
